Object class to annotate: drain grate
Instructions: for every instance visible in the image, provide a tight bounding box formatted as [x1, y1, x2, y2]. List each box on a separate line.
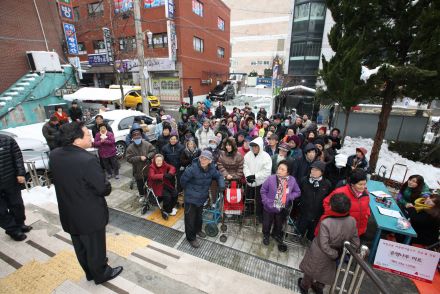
[109, 208, 184, 247]
[177, 238, 302, 291]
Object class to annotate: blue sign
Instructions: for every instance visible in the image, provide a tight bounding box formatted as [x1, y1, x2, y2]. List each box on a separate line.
[63, 23, 78, 55]
[59, 3, 74, 20]
[166, 0, 174, 19]
[114, 0, 133, 14]
[88, 54, 109, 65]
[257, 77, 272, 87]
[144, 0, 165, 8]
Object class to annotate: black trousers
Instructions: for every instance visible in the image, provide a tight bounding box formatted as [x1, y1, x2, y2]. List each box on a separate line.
[70, 228, 112, 283]
[262, 209, 286, 238]
[0, 184, 25, 233]
[184, 203, 204, 241]
[162, 188, 177, 213]
[136, 179, 146, 196]
[101, 156, 119, 176]
[245, 185, 263, 221]
[296, 216, 317, 241]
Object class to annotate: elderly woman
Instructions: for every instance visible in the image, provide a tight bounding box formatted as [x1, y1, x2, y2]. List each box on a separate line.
[317, 169, 371, 237]
[94, 124, 119, 179]
[148, 154, 178, 216]
[260, 160, 301, 246]
[217, 138, 244, 182]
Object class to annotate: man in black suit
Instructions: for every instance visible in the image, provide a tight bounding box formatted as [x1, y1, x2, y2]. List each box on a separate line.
[49, 122, 123, 284]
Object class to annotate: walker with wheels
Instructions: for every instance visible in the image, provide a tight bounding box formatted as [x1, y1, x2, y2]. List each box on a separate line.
[219, 180, 245, 243]
[202, 192, 223, 237]
[139, 165, 169, 220]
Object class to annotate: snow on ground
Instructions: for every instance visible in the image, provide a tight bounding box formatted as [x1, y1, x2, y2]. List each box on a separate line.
[340, 136, 440, 190]
[22, 186, 57, 205]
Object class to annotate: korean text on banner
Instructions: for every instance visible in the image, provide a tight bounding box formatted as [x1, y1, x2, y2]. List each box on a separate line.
[374, 239, 440, 283]
[102, 28, 114, 63]
[144, 0, 165, 8]
[167, 20, 177, 61]
[166, 0, 174, 19]
[59, 3, 74, 20]
[63, 23, 78, 55]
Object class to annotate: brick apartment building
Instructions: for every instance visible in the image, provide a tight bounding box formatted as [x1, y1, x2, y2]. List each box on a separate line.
[72, 0, 230, 103]
[0, 0, 65, 93]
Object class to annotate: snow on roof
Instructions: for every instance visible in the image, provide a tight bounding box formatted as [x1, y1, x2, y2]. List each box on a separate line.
[100, 109, 147, 120]
[280, 85, 316, 94]
[64, 87, 131, 102]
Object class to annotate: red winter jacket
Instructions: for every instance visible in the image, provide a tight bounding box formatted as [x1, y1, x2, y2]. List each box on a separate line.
[315, 184, 371, 236]
[148, 157, 176, 197]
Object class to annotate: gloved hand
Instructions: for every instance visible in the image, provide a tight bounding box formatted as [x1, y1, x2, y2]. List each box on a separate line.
[164, 173, 174, 180]
[246, 175, 256, 183]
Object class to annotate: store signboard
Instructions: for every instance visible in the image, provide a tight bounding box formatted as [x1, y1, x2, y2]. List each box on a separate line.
[102, 27, 114, 64]
[63, 23, 78, 54]
[167, 20, 177, 61]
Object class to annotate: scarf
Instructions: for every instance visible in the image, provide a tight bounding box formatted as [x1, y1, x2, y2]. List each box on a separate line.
[274, 176, 288, 209]
[309, 176, 322, 188]
[414, 198, 431, 213]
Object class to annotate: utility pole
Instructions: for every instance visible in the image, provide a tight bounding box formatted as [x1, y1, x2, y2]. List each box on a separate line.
[133, 0, 149, 115]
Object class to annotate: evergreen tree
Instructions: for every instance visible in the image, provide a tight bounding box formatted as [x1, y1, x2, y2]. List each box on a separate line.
[363, 0, 438, 171]
[317, 0, 376, 144]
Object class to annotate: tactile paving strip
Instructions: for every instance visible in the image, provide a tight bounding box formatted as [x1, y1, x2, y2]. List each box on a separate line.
[109, 208, 184, 247]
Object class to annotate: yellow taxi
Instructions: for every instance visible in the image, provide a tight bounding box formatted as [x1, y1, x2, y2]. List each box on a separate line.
[110, 85, 160, 110]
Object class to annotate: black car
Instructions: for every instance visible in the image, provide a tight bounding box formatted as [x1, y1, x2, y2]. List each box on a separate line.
[209, 83, 235, 101]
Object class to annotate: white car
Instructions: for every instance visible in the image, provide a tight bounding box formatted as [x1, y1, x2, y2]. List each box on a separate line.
[86, 110, 157, 158]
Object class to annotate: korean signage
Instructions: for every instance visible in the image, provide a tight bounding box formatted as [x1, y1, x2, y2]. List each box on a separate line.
[165, 0, 174, 19]
[144, 0, 165, 8]
[88, 54, 109, 66]
[114, 0, 133, 13]
[63, 23, 78, 54]
[58, 0, 72, 4]
[102, 28, 114, 64]
[374, 240, 440, 283]
[167, 20, 177, 61]
[127, 58, 176, 72]
[59, 2, 74, 20]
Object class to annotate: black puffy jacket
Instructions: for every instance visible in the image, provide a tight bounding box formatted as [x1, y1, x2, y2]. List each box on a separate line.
[162, 142, 185, 169]
[298, 176, 332, 222]
[0, 135, 26, 186]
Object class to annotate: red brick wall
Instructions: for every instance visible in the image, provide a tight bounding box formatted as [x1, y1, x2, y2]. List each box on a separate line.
[0, 0, 64, 93]
[176, 0, 231, 97]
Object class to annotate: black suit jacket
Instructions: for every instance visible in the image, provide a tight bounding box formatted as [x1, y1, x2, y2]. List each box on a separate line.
[49, 145, 111, 235]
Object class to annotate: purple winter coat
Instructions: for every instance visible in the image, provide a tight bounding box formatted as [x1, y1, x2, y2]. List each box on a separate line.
[261, 175, 301, 214]
[94, 131, 117, 158]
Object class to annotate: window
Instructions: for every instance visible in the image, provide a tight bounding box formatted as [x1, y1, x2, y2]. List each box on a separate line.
[93, 40, 106, 53]
[263, 61, 270, 65]
[294, 3, 310, 22]
[88, 2, 104, 17]
[193, 36, 204, 52]
[217, 17, 225, 31]
[251, 61, 257, 65]
[217, 47, 225, 58]
[192, 0, 203, 17]
[77, 42, 87, 55]
[118, 117, 134, 130]
[73, 6, 80, 21]
[149, 33, 168, 48]
[310, 3, 325, 20]
[119, 37, 136, 51]
[257, 61, 263, 65]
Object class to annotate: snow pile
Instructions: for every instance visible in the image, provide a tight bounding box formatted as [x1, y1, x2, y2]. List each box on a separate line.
[21, 186, 58, 205]
[360, 64, 395, 82]
[340, 136, 439, 190]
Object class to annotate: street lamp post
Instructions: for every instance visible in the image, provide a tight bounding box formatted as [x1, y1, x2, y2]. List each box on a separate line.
[133, 0, 149, 115]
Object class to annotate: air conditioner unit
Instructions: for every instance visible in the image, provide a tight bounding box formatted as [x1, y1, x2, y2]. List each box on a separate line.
[26, 51, 62, 72]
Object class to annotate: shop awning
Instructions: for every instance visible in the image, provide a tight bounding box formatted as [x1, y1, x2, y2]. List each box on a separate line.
[63, 87, 131, 102]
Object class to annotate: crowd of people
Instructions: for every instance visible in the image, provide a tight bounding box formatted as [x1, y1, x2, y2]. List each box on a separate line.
[1, 97, 436, 290]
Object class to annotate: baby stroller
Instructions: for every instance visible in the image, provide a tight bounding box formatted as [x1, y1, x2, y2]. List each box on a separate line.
[139, 165, 169, 220]
[219, 180, 245, 243]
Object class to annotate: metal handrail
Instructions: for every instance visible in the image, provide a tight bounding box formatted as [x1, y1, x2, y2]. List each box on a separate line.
[331, 241, 391, 294]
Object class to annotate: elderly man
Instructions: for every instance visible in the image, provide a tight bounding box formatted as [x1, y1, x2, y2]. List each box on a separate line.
[180, 150, 225, 248]
[49, 122, 122, 284]
[0, 134, 32, 241]
[126, 128, 156, 198]
[195, 118, 214, 150]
